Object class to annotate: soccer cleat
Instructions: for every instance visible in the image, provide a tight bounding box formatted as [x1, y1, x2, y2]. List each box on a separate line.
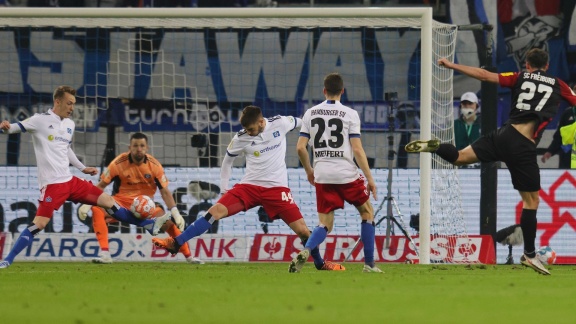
[78, 204, 92, 221]
[319, 261, 345, 271]
[186, 256, 205, 265]
[152, 237, 181, 255]
[405, 139, 440, 153]
[152, 212, 172, 236]
[92, 251, 113, 264]
[0, 261, 10, 269]
[288, 249, 310, 273]
[362, 264, 384, 273]
[520, 254, 551, 275]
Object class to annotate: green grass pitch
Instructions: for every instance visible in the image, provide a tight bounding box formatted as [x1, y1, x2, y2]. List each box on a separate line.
[1, 262, 575, 324]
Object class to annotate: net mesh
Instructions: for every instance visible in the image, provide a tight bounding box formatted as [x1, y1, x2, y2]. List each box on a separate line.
[0, 9, 473, 263]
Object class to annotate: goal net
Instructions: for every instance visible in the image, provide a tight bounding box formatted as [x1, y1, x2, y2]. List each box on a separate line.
[0, 8, 469, 264]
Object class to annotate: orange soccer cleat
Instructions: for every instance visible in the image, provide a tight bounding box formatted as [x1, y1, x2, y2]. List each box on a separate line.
[319, 261, 346, 271]
[152, 237, 181, 255]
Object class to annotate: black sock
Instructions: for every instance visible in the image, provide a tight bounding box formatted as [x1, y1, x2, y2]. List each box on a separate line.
[520, 209, 537, 258]
[436, 143, 459, 164]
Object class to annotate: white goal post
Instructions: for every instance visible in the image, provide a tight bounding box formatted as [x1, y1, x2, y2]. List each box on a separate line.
[0, 7, 465, 265]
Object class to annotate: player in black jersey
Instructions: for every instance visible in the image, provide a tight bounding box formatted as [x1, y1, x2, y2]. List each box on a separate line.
[405, 48, 576, 275]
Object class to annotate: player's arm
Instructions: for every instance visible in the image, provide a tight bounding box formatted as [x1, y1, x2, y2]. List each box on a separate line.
[296, 136, 314, 186]
[558, 80, 576, 106]
[221, 135, 246, 192]
[159, 186, 185, 230]
[220, 153, 236, 193]
[1, 114, 40, 134]
[438, 58, 499, 83]
[286, 116, 302, 131]
[350, 137, 377, 200]
[66, 147, 96, 175]
[0, 120, 24, 134]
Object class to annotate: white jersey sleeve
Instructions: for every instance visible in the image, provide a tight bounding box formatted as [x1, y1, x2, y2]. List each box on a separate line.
[226, 131, 249, 157]
[18, 114, 41, 133]
[281, 115, 301, 133]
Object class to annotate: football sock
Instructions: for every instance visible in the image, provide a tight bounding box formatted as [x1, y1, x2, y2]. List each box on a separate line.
[165, 223, 192, 258]
[304, 226, 328, 251]
[92, 206, 109, 251]
[107, 205, 155, 234]
[303, 237, 325, 269]
[5, 224, 41, 264]
[520, 208, 537, 258]
[361, 220, 376, 267]
[175, 213, 214, 246]
[436, 143, 459, 164]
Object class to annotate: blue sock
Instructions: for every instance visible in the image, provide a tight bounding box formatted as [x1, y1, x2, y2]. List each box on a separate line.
[303, 238, 325, 269]
[107, 206, 155, 235]
[175, 216, 212, 246]
[5, 227, 37, 264]
[361, 220, 375, 267]
[305, 226, 328, 251]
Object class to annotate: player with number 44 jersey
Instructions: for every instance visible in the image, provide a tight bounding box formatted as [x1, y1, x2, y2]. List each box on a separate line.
[153, 105, 344, 271]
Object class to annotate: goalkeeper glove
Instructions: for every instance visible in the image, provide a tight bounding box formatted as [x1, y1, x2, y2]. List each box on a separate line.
[78, 204, 92, 221]
[171, 207, 185, 231]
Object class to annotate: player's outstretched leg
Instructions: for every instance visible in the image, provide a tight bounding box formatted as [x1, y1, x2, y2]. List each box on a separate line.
[153, 212, 215, 254]
[405, 139, 440, 153]
[289, 225, 329, 272]
[0, 224, 42, 269]
[106, 205, 169, 235]
[165, 223, 205, 264]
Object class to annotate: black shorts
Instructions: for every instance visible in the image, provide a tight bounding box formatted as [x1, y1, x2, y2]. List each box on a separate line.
[471, 124, 540, 192]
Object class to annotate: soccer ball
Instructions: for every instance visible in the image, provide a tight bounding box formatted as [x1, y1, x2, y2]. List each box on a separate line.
[536, 246, 557, 265]
[130, 195, 156, 219]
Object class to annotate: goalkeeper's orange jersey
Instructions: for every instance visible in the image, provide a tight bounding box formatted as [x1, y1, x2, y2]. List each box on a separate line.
[100, 152, 169, 201]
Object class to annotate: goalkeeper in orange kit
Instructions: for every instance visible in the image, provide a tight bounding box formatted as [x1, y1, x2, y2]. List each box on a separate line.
[79, 132, 203, 264]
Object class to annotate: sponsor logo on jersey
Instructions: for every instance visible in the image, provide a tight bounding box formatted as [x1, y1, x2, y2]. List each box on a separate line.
[45, 196, 52, 202]
[257, 143, 281, 155]
[67, 128, 72, 134]
[273, 131, 280, 138]
[144, 174, 151, 179]
[500, 72, 514, 76]
[254, 151, 260, 157]
[48, 125, 53, 129]
[251, 141, 256, 146]
[52, 136, 71, 144]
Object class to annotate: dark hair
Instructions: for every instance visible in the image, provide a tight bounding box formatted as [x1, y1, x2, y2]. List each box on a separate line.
[130, 132, 148, 143]
[324, 73, 344, 97]
[526, 48, 549, 69]
[240, 105, 262, 128]
[53, 85, 76, 101]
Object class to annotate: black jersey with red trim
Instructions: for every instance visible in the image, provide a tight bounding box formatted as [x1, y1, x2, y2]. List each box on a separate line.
[499, 70, 576, 140]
